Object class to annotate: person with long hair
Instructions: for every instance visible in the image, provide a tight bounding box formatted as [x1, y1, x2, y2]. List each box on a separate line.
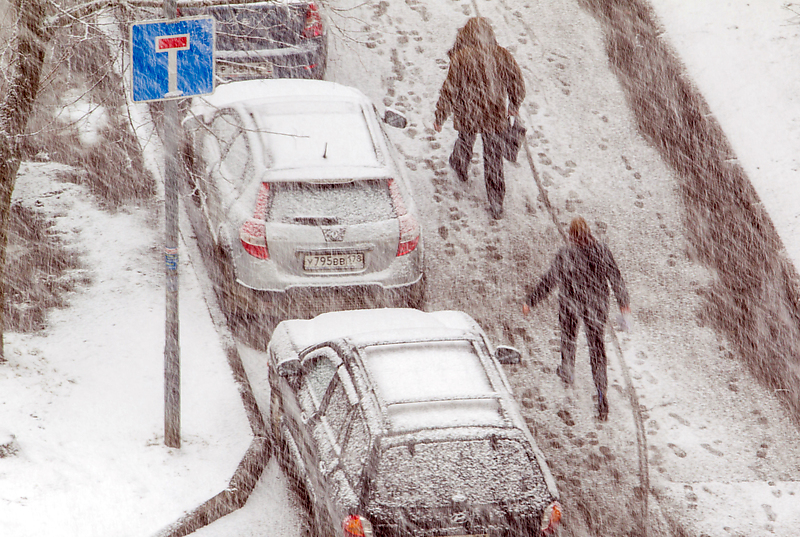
[523, 217, 630, 420]
[433, 17, 525, 219]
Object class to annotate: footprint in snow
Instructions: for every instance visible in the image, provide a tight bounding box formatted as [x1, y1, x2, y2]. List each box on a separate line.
[701, 443, 724, 457]
[669, 412, 691, 427]
[667, 443, 687, 458]
[556, 409, 575, 427]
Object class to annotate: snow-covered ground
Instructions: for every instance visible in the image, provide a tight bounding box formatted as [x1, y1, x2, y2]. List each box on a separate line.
[648, 0, 800, 268]
[2, 0, 800, 536]
[637, 1, 800, 534]
[0, 160, 252, 536]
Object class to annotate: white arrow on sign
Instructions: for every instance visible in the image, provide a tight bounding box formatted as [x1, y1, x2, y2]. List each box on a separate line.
[155, 34, 190, 96]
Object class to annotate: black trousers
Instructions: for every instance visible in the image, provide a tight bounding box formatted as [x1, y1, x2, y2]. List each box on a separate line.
[450, 131, 505, 211]
[559, 300, 608, 398]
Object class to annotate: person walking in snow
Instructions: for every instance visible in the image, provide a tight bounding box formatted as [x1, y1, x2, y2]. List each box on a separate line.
[433, 17, 525, 220]
[522, 217, 630, 421]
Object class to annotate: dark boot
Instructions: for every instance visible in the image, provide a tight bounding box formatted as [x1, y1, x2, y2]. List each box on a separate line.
[555, 364, 573, 385]
[489, 203, 504, 220]
[449, 154, 469, 182]
[450, 132, 476, 182]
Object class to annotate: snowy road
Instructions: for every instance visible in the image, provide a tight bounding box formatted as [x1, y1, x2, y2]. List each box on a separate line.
[318, 0, 800, 536]
[183, 0, 800, 536]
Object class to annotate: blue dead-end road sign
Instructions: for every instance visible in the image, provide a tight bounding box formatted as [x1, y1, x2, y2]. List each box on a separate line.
[131, 17, 215, 102]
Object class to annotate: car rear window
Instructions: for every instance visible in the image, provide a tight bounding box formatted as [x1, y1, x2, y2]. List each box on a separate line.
[373, 438, 547, 508]
[199, 4, 301, 51]
[268, 180, 394, 225]
[251, 101, 382, 169]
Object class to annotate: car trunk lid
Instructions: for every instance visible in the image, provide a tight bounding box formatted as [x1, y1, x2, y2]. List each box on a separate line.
[263, 180, 401, 275]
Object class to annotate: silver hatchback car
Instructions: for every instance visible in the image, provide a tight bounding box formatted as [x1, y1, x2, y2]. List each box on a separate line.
[184, 79, 424, 315]
[267, 308, 562, 537]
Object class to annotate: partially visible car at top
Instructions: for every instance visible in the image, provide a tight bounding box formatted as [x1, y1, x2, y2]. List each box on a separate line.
[183, 79, 424, 316]
[180, 0, 327, 82]
[267, 308, 562, 537]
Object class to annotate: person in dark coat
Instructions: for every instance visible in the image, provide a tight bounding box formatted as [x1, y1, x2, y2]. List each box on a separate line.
[433, 17, 525, 219]
[522, 217, 630, 420]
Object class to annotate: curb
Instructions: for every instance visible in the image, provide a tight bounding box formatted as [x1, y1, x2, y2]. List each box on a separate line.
[151, 178, 272, 537]
[152, 436, 270, 537]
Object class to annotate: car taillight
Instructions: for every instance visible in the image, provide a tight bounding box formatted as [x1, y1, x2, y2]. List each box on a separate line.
[388, 179, 419, 256]
[302, 1, 323, 39]
[343, 514, 373, 537]
[240, 183, 271, 259]
[541, 501, 562, 535]
[240, 218, 268, 259]
[397, 214, 420, 256]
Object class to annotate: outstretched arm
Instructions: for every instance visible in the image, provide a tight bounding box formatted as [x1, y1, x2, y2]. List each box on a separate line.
[522, 253, 560, 315]
[604, 245, 629, 311]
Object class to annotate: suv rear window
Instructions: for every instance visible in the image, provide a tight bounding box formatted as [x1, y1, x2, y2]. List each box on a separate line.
[268, 180, 394, 225]
[373, 438, 546, 508]
[194, 5, 301, 51]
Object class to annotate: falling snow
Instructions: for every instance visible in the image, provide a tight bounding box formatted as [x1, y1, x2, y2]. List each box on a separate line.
[2, 1, 800, 537]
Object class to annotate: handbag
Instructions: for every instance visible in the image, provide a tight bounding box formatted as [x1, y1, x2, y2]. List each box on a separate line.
[500, 116, 526, 162]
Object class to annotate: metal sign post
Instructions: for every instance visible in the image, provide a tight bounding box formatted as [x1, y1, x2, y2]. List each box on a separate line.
[163, 0, 181, 451]
[131, 5, 214, 448]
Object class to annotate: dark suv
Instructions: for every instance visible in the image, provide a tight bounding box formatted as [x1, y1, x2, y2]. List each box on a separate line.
[181, 0, 327, 82]
[267, 308, 562, 537]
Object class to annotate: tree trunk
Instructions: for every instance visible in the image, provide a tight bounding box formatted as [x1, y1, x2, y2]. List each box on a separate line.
[0, 0, 49, 362]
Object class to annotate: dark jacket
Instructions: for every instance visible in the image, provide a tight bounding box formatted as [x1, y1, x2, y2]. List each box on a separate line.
[434, 19, 525, 134]
[527, 241, 629, 315]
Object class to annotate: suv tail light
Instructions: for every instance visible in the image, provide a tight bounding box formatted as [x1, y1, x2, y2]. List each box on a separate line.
[541, 501, 562, 535]
[240, 183, 271, 259]
[388, 179, 419, 256]
[302, 1, 323, 39]
[343, 514, 373, 537]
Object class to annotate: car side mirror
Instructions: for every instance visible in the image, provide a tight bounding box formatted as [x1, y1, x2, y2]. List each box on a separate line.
[495, 345, 521, 365]
[384, 108, 407, 129]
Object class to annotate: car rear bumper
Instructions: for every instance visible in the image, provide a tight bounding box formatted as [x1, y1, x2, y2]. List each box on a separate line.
[227, 275, 424, 318]
[231, 239, 423, 294]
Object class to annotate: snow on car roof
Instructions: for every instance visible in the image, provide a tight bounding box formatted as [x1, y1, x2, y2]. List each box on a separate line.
[198, 79, 368, 109]
[193, 79, 390, 179]
[268, 309, 508, 433]
[269, 309, 484, 364]
[364, 340, 494, 403]
[251, 99, 382, 172]
[362, 340, 506, 432]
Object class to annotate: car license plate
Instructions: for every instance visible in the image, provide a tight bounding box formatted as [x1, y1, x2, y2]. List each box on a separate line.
[218, 60, 273, 77]
[304, 252, 364, 271]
